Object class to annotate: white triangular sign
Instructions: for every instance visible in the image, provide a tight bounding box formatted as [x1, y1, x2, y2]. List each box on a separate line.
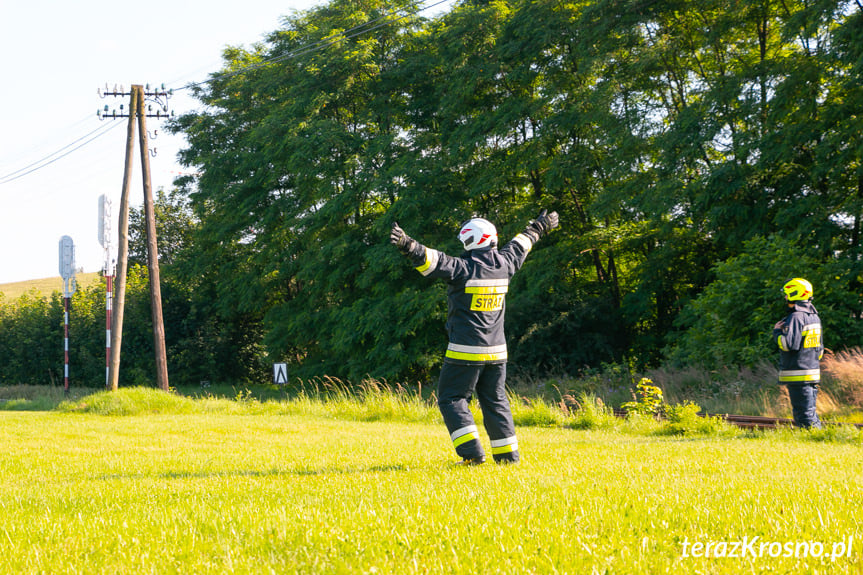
[273, 363, 288, 385]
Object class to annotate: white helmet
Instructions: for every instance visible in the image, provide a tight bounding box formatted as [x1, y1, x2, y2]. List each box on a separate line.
[458, 217, 498, 250]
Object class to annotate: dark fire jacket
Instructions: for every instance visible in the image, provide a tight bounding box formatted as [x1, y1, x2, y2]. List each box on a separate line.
[406, 233, 535, 364]
[773, 300, 824, 384]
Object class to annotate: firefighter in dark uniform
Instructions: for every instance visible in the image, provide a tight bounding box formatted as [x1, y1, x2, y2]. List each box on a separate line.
[390, 210, 559, 464]
[773, 278, 824, 428]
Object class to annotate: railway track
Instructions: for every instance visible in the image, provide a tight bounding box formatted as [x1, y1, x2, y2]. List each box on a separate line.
[613, 410, 863, 430]
[713, 414, 796, 429]
[711, 413, 863, 430]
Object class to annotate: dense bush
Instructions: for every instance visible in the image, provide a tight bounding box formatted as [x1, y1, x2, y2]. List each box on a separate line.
[0, 265, 269, 388]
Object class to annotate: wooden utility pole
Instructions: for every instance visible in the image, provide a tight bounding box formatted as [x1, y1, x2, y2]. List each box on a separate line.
[136, 87, 169, 391]
[107, 89, 137, 392]
[101, 84, 172, 391]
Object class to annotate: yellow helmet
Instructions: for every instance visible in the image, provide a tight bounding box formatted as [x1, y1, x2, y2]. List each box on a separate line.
[783, 278, 813, 301]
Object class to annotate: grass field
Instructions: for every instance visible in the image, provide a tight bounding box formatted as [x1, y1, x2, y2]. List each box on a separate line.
[0, 271, 102, 299]
[0, 388, 859, 574]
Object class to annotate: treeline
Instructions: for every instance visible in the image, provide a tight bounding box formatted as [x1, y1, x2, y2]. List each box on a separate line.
[0, 265, 267, 387]
[3, 0, 863, 387]
[0, 192, 266, 387]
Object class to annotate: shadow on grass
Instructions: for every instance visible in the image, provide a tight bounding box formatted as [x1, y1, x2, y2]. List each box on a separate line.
[96, 463, 412, 482]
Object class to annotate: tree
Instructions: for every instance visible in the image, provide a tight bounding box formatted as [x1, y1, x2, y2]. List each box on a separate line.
[164, 0, 863, 383]
[129, 188, 196, 267]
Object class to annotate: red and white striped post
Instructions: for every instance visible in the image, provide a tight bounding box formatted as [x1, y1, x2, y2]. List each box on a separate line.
[64, 293, 71, 394]
[59, 235, 75, 396]
[105, 272, 113, 389]
[99, 195, 114, 390]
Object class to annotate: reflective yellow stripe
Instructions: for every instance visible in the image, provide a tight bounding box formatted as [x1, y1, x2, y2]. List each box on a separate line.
[779, 369, 820, 383]
[513, 233, 533, 252]
[490, 436, 518, 455]
[465, 285, 509, 294]
[446, 350, 507, 362]
[778, 335, 789, 351]
[453, 432, 479, 448]
[446, 343, 508, 362]
[451, 425, 480, 448]
[465, 279, 509, 294]
[415, 248, 440, 276]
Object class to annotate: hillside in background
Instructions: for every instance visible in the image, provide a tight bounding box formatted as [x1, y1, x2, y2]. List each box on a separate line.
[0, 272, 102, 300]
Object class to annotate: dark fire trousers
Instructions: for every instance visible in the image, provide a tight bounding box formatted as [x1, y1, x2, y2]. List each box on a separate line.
[437, 362, 519, 463]
[787, 383, 821, 429]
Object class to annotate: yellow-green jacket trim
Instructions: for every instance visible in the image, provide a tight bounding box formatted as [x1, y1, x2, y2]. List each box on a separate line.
[445, 343, 508, 363]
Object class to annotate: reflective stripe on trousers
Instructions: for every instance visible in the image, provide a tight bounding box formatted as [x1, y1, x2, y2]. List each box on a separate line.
[490, 436, 518, 455]
[451, 425, 480, 448]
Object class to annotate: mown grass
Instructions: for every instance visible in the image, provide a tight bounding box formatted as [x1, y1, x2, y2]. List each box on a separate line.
[0, 390, 860, 574]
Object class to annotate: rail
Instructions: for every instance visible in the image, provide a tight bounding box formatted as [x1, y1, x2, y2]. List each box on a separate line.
[613, 409, 863, 430]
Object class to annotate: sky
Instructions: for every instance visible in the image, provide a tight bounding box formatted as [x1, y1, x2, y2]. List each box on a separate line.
[0, 0, 331, 285]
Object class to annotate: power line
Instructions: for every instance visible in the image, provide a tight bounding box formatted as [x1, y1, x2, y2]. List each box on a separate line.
[178, 0, 450, 92]
[0, 121, 114, 182]
[0, 121, 123, 186]
[0, 0, 452, 187]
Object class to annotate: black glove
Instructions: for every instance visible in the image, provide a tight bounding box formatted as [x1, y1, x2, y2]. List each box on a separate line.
[524, 209, 560, 241]
[390, 222, 417, 255]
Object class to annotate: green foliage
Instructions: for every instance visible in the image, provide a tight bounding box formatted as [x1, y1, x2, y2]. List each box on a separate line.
[669, 236, 863, 368]
[128, 188, 196, 267]
[165, 0, 863, 383]
[565, 392, 618, 430]
[621, 377, 664, 416]
[660, 401, 737, 437]
[0, 262, 261, 388]
[0, 291, 61, 385]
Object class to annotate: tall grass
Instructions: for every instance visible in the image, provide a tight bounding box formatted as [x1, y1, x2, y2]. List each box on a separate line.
[511, 351, 863, 424]
[823, 348, 863, 409]
[0, 384, 94, 411]
[56, 380, 440, 424]
[25, 386, 848, 444]
[286, 376, 439, 423]
[644, 361, 787, 416]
